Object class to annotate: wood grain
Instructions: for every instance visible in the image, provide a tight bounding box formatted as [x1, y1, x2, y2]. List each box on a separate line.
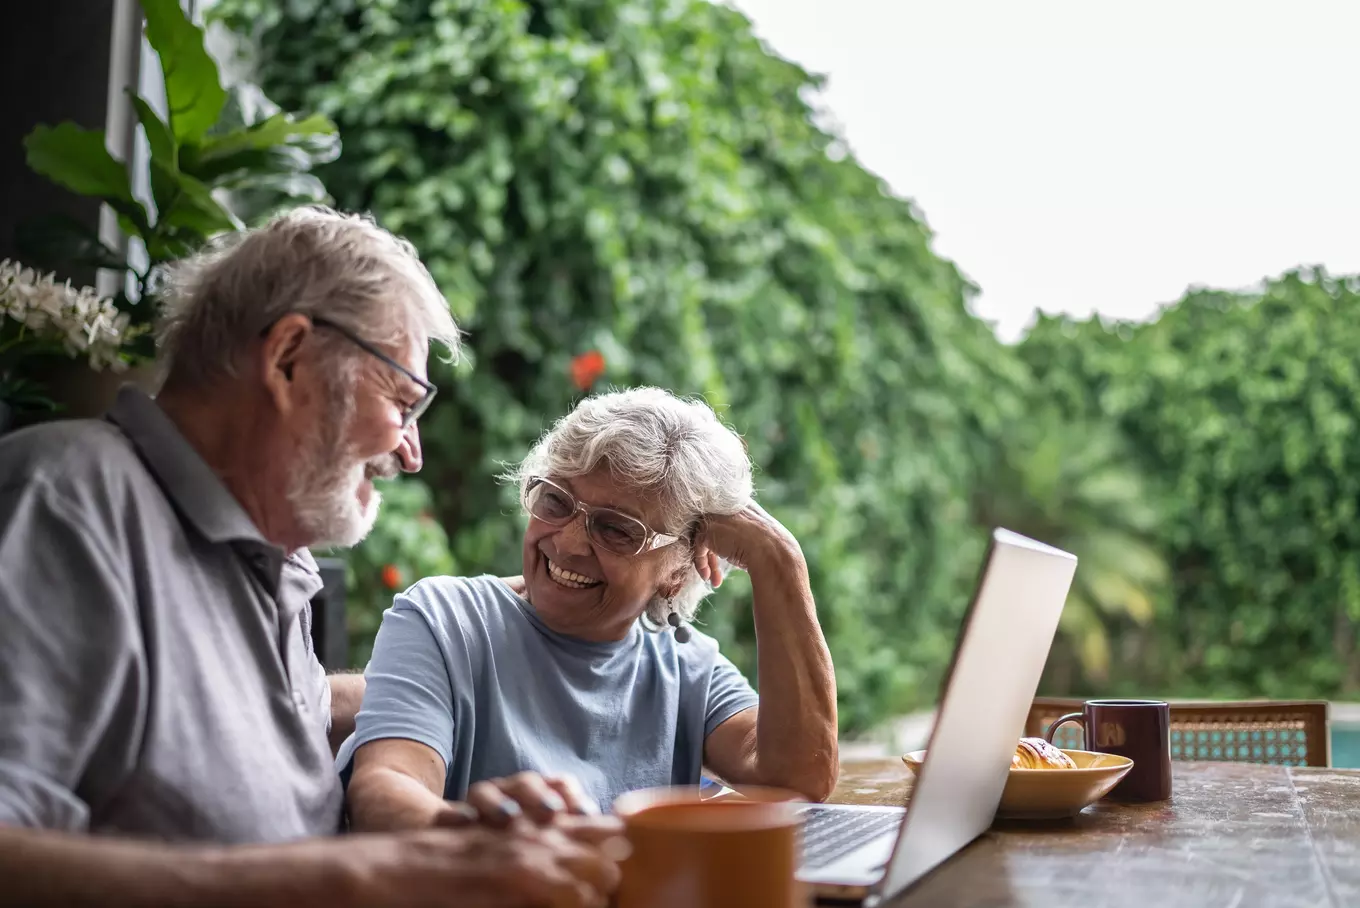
[826, 759, 1360, 907]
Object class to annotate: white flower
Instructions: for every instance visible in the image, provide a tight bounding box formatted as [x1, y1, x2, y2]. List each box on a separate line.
[0, 258, 137, 372]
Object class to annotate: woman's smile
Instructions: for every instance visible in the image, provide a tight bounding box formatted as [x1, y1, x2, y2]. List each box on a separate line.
[544, 555, 603, 590]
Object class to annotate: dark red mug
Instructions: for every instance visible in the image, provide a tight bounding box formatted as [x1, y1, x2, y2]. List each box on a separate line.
[1044, 699, 1172, 802]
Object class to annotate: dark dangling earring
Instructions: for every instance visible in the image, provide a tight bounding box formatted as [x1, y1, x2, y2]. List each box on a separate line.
[667, 610, 692, 643]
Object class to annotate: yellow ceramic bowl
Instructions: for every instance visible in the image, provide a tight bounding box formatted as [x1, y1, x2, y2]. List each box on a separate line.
[900, 749, 1134, 820]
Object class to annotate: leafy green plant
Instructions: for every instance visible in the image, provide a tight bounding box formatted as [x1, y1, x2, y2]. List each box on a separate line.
[213, 0, 1022, 732]
[1021, 269, 1360, 700]
[18, 0, 338, 365]
[334, 478, 461, 668]
[971, 410, 1168, 688]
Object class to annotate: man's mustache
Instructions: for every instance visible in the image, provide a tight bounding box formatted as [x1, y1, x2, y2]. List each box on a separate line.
[363, 456, 401, 481]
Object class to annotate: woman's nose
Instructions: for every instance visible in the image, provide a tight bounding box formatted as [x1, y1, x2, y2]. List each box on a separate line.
[554, 513, 593, 554]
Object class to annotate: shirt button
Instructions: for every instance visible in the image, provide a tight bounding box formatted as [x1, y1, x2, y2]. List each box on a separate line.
[293, 691, 306, 707]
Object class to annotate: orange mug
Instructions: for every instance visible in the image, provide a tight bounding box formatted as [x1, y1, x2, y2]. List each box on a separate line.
[612, 786, 809, 908]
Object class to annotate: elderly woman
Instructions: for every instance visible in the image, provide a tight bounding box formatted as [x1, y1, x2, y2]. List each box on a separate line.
[341, 388, 838, 830]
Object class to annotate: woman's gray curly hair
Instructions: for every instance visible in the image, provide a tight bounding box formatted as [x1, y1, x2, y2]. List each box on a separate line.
[504, 387, 754, 625]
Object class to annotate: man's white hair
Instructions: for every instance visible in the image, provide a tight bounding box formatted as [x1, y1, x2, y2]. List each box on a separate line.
[506, 387, 755, 625]
[154, 205, 459, 387]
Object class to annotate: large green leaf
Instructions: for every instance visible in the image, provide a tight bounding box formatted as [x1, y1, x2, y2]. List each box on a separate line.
[185, 146, 314, 184]
[147, 159, 183, 228]
[130, 94, 177, 171]
[140, 0, 227, 143]
[24, 122, 151, 236]
[24, 123, 136, 203]
[195, 112, 338, 165]
[158, 169, 243, 235]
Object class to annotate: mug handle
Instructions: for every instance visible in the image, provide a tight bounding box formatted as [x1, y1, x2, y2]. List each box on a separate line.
[1044, 713, 1086, 747]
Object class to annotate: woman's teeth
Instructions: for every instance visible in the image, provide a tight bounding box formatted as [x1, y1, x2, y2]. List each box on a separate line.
[547, 558, 602, 589]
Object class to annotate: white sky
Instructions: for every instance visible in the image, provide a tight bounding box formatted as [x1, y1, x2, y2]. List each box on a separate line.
[727, 0, 1360, 341]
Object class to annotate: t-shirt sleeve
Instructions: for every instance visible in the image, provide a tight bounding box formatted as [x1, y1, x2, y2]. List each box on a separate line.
[704, 648, 759, 739]
[347, 588, 460, 773]
[0, 478, 141, 831]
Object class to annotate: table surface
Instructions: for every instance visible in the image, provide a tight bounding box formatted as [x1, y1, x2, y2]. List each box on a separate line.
[828, 758, 1360, 907]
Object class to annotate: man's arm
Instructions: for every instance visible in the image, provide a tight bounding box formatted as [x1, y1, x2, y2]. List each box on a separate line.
[0, 475, 345, 906]
[327, 672, 366, 755]
[0, 826, 346, 908]
[0, 820, 627, 908]
[0, 474, 143, 832]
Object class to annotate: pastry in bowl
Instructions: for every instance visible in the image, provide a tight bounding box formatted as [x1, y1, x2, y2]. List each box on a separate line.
[901, 744, 1134, 819]
[1012, 737, 1077, 770]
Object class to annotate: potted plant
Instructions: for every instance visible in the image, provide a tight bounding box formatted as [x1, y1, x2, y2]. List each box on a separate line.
[8, 0, 338, 423]
[0, 260, 147, 433]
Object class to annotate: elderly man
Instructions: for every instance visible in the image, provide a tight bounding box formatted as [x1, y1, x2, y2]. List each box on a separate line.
[0, 207, 623, 907]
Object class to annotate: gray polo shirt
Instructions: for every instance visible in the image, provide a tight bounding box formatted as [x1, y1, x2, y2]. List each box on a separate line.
[0, 387, 343, 842]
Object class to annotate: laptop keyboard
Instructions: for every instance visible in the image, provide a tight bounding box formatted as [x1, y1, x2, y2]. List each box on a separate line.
[799, 806, 902, 869]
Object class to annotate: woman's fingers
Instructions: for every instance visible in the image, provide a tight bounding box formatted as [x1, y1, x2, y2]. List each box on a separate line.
[545, 774, 601, 816]
[707, 550, 725, 588]
[692, 539, 712, 582]
[431, 800, 480, 828]
[467, 779, 527, 828]
[467, 773, 602, 828]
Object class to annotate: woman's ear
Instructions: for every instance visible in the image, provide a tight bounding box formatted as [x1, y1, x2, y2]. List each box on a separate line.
[658, 558, 691, 600]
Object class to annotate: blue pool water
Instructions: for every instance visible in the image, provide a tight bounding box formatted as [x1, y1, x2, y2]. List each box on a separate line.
[1331, 726, 1360, 768]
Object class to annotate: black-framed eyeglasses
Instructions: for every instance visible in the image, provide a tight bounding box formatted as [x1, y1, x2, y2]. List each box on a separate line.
[523, 477, 682, 557]
[288, 316, 437, 429]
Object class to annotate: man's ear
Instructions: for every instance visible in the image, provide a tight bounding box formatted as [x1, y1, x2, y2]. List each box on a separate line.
[258, 313, 314, 417]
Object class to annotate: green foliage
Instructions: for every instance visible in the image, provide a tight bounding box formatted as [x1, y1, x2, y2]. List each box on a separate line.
[18, 0, 338, 361]
[971, 409, 1167, 688]
[213, 0, 1023, 731]
[333, 478, 461, 668]
[142, 0, 230, 143]
[1020, 268, 1360, 699]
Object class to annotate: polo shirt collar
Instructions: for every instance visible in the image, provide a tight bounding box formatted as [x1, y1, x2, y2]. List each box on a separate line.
[105, 386, 290, 591]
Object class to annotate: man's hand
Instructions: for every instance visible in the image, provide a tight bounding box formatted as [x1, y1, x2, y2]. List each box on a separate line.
[340, 822, 627, 908]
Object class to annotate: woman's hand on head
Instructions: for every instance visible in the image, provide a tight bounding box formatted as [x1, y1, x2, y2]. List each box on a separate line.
[693, 501, 803, 576]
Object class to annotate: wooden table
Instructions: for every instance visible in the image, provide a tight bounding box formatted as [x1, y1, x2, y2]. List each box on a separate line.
[829, 758, 1360, 907]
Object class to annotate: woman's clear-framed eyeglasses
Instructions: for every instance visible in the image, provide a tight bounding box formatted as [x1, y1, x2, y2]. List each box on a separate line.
[523, 477, 681, 557]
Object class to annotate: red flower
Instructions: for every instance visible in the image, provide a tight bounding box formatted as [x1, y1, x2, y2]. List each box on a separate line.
[381, 564, 402, 590]
[570, 350, 606, 391]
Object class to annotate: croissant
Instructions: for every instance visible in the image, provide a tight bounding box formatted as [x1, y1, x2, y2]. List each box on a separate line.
[1012, 737, 1077, 770]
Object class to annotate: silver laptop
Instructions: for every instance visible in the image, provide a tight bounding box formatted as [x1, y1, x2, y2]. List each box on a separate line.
[797, 528, 1077, 904]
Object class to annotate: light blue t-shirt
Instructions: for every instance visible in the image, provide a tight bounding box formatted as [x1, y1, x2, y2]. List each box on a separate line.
[336, 575, 759, 812]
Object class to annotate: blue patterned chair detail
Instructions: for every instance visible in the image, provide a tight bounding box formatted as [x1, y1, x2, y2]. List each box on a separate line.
[1025, 698, 1331, 768]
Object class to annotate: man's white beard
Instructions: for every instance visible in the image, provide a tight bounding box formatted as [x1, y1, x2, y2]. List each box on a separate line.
[292, 458, 383, 549]
[287, 404, 392, 549]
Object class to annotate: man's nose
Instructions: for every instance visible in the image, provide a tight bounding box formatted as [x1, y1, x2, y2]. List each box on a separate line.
[396, 422, 422, 473]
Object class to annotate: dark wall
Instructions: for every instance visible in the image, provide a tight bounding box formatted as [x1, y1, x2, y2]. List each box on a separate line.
[0, 1, 119, 284]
